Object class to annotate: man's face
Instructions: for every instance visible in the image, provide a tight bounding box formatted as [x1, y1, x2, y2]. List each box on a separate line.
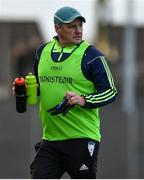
[55, 19, 83, 46]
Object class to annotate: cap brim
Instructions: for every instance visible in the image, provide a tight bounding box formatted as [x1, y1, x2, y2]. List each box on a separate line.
[54, 14, 86, 24]
[64, 15, 86, 24]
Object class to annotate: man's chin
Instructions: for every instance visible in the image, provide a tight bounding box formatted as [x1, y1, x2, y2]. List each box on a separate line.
[74, 39, 82, 44]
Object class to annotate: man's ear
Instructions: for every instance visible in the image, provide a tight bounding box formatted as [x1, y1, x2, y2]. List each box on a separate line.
[55, 24, 61, 34]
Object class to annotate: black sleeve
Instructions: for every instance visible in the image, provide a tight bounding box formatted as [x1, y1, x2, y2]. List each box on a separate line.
[34, 43, 47, 95]
[81, 46, 117, 109]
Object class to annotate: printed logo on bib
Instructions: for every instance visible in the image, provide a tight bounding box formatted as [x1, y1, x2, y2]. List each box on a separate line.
[39, 75, 73, 84]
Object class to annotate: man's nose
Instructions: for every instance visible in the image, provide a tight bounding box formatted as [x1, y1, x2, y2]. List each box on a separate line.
[76, 26, 82, 33]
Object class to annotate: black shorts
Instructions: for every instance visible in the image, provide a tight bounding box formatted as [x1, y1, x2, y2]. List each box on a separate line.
[30, 138, 100, 179]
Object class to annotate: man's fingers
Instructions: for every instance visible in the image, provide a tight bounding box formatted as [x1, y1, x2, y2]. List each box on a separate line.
[67, 96, 85, 106]
[65, 92, 76, 99]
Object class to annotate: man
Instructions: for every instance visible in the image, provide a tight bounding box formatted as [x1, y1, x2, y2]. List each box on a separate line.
[30, 6, 117, 179]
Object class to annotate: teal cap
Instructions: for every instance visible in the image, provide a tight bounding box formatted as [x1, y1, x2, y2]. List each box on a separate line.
[54, 6, 86, 25]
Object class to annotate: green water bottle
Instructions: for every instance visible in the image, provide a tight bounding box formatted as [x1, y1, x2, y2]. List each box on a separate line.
[25, 73, 37, 105]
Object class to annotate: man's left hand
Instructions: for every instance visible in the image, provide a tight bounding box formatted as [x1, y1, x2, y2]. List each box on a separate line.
[65, 91, 85, 106]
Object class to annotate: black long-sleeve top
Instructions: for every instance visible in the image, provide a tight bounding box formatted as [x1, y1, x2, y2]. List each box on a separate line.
[34, 37, 117, 109]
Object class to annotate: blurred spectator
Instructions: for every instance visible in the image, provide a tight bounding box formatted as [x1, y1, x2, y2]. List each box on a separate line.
[11, 36, 42, 77]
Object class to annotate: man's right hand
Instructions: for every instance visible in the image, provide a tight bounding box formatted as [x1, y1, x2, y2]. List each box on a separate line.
[12, 82, 15, 95]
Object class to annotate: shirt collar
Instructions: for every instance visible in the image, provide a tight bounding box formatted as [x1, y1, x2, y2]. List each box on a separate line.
[53, 36, 82, 52]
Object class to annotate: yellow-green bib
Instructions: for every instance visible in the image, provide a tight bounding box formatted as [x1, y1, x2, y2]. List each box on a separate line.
[38, 40, 101, 141]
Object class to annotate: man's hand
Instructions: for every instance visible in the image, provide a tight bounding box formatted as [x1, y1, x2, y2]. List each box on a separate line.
[12, 82, 15, 95]
[65, 91, 85, 107]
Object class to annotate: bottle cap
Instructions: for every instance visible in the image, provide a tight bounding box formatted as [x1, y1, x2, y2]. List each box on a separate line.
[25, 72, 36, 83]
[15, 77, 25, 85]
